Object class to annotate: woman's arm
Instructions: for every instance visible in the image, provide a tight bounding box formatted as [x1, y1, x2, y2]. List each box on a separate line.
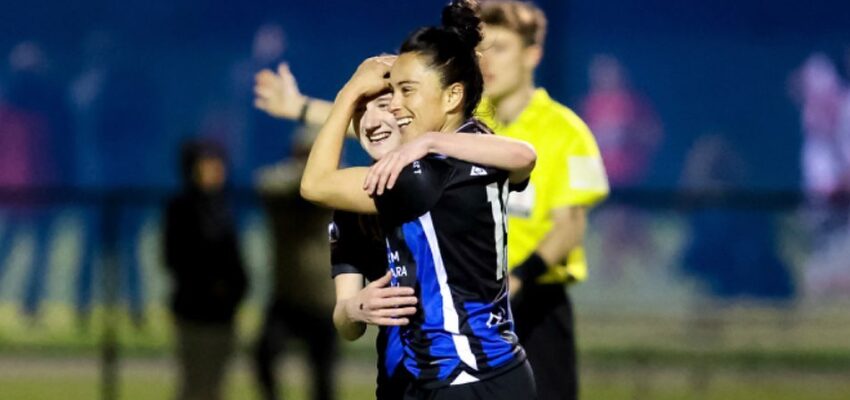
[364, 132, 537, 195]
[333, 274, 368, 341]
[333, 272, 418, 341]
[300, 57, 394, 213]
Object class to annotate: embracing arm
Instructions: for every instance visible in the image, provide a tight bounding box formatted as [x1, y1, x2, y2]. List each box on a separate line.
[299, 87, 376, 213]
[300, 56, 394, 212]
[425, 133, 536, 184]
[364, 132, 536, 195]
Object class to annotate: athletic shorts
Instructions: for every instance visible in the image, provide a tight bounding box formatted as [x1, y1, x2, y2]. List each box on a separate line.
[402, 361, 537, 400]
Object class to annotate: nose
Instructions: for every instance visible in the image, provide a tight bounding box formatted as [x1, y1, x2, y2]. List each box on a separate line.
[362, 109, 381, 133]
[389, 92, 403, 116]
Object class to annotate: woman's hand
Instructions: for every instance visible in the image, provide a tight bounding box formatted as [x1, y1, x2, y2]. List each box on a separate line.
[340, 55, 396, 101]
[344, 271, 418, 326]
[364, 133, 436, 196]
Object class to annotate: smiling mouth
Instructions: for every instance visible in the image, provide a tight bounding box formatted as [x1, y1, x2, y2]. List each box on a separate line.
[397, 117, 413, 128]
[368, 130, 392, 143]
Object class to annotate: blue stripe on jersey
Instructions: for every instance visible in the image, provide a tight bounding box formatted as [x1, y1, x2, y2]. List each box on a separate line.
[384, 326, 403, 377]
[401, 220, 459, 380]
[463, 298, 518, 369]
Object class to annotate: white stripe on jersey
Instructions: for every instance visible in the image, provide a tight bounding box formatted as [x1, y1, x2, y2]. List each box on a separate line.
[486, 182, 509, 280]
[419, 212, 479, 371]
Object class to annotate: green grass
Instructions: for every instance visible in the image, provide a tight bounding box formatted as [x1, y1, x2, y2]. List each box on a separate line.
[2, 356, 849, 400]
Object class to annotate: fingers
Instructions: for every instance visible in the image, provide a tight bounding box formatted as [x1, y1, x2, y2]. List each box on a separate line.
[374, 317, 409, 326]
[373, 306, 417, 318]
[383, 156, 406, 192]
[277, 62, 300, 93]
[370, 293, 418, 308]
[367, 270, 394, 288]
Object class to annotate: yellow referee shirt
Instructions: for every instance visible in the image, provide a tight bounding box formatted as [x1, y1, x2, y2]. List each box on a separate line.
[477, 89, 609, 284]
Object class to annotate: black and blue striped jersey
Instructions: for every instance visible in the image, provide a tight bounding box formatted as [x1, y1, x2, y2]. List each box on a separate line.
[328, 210, 409, 399]
[374, 119, 527, 388]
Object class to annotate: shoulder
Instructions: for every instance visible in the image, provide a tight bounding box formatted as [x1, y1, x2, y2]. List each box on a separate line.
[529, 92, 601, 156]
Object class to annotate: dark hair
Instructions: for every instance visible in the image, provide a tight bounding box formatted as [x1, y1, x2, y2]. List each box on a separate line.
[179, 138, 226, 186]
[480, 1, 547, 47]
[400, 0, 484, 119]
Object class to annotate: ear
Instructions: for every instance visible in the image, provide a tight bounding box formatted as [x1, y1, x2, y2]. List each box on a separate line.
[523, 44, 543, 70]
[443, 82, 465, 114]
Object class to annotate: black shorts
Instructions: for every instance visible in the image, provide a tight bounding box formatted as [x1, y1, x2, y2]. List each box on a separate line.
[377, 367, 413, 400]
[512, 284, 577, 400]
[402, 361, 537, 400]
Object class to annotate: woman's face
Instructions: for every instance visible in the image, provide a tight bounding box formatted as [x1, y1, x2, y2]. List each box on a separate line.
[353, 93, 403, 160]
[388, 52, 449, 142]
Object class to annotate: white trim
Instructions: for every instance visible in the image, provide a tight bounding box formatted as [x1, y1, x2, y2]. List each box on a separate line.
[486, 183, 508, 280]
[419, 213, 478, 371]
[451, 371, 481, 386]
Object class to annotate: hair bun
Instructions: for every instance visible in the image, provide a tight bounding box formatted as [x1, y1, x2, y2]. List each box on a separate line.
[441, 0, 482, 50]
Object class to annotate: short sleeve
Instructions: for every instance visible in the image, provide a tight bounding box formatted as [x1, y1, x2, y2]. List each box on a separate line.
[374, 157, 452, 223]
[549, 121, 610, 209]
[330, 211, 384, 280]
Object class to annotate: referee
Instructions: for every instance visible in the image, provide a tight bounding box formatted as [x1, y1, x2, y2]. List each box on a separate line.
[475, 2, 609, 399]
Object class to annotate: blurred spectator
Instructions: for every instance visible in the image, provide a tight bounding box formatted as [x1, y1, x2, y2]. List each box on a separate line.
[582, 55, 662, 281]
[69, 30, 159, 321]
[680, 134, 795, 301]
[0, 41, 70, 318]
[252, 130, 337, 400]
[163, 139, 248, 400]
[789, 53, 850, 298]
[582, 54, 662, 187]
[225, 23, 292, 186]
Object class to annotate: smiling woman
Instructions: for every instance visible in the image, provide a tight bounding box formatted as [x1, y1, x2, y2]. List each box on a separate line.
[292, 1, 539, 398]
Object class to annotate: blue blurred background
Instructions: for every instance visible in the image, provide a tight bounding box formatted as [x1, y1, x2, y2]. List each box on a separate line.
[1, 0, 850, 399]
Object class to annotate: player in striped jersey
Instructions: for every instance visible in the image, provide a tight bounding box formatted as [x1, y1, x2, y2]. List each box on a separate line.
[299, 2, 538, 398]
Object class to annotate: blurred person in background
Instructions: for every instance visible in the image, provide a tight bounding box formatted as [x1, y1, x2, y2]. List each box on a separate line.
[581, 54, 661, 188]
[252, 130, 338, 400]
[789, 53, 850, 297]
[580, 54, 663, 283]
[68, 30, 160, 323]
[227, 23, 292, 186]
[0, 40, 71, 318]
[251, 2, 608, 398]
[163, 139, 248, 400]
[680, 133, 795, 301]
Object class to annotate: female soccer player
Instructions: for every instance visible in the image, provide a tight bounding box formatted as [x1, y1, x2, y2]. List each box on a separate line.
[299, 1, 538, 398]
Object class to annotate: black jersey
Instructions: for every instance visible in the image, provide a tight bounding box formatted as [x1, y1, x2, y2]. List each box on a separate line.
[374, 119, 527, 388]
[328, 210, 408, 399]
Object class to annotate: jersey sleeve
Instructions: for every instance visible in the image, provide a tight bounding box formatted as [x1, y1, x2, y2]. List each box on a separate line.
[374, 157, 453, 223]
[549, 120, 610, 209]
[330, 211, 379, 279]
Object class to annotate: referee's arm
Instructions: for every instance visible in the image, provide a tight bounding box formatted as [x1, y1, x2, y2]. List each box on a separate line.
[510, 206, 587, 294]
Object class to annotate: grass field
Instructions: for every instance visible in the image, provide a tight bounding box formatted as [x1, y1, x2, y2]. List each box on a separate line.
[2, 355, 850, 400]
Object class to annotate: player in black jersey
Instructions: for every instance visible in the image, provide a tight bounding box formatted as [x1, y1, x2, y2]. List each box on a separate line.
[299, 1, 538, 398]
[324, 83, 533, 399]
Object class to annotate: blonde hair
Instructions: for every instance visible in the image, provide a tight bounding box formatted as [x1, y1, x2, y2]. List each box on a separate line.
[480, 1, 547, 47]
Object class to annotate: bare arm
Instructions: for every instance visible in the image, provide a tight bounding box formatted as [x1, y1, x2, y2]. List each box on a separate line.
[333, 272, 418, 341]
[300, 57, 394, 213]
[427, 133, 536, 184]
[536, 206, 587, 266]
[364, 132, 537, 195]
[333, 274, 368, 341]
[509, 206, 587, 295]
